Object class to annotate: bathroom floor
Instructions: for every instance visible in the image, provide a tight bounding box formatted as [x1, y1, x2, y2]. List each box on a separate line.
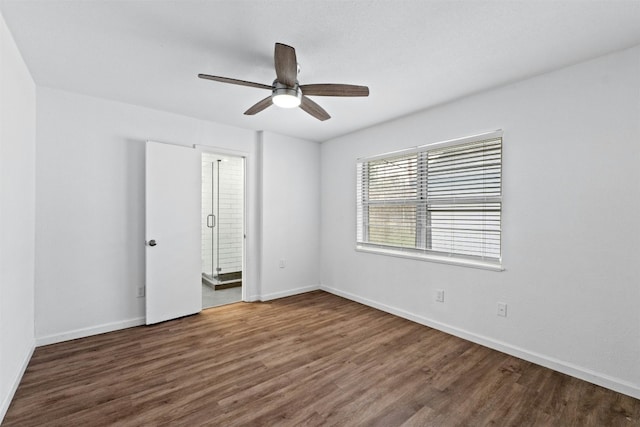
[202, 284, 242, 309]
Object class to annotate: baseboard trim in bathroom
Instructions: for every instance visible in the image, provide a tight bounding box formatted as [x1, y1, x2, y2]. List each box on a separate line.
[214, 281, 242, 290]
[217, 271, 242, 282]
[202, 271, 242, 290]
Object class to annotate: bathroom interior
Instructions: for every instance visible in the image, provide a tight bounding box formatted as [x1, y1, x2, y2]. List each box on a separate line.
[201, 152, 244, 309]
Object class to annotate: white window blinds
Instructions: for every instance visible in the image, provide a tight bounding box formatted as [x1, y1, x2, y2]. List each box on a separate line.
[357, 131, 502, 265]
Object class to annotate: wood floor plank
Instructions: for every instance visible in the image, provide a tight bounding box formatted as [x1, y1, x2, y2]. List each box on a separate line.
[3, 290, 639, 426]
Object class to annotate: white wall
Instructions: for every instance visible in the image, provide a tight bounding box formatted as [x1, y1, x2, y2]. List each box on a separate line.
[0, 11, 36, 421]
[35, 87, 260, 343]
[320, 45, 640, 398]
[260, 131, 321, 300]
[35, 88, 320, 344]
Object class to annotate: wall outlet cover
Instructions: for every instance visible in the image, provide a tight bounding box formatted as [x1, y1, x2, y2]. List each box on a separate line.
[497, 302, 507, 317]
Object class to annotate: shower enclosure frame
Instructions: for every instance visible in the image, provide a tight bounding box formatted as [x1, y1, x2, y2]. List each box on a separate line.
[205, 159, 223, 280]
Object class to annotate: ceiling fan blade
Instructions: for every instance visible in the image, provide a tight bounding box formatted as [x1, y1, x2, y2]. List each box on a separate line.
[244, 96, 273, 115]
[300, 96, 330, 121]
[299, 84, 369, 97]
[274, 43, 298, 87]
[198, 74, 272, 90]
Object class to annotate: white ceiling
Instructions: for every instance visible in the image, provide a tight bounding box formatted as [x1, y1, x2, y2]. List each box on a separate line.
[2, 1, 640, 142]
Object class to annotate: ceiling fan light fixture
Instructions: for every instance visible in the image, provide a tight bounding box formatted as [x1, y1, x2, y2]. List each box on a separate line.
[271, 79, 302, 108]
[199, 43, 368, 120]
[272, 84, 302, 108]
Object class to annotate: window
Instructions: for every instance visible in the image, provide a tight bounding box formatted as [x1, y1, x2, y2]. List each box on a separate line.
[356, 131, 503, 270]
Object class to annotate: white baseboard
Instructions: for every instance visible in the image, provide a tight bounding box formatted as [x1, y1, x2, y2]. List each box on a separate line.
[260, 284, 320, 302]
[34, 286, 319, 347]
[33, 286, 318, 347]
[35, 317, 145, 347]
[1, 342, 35, 423]
[320, 285, 640, 400]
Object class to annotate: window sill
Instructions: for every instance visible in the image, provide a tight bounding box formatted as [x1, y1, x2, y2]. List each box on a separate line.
[355, 245, 504, 272]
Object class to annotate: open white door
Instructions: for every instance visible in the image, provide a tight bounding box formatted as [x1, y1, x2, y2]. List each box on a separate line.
[145, 141, 201, 324]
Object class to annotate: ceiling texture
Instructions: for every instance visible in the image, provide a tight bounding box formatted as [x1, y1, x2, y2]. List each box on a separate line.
[2, 0, 640, 142]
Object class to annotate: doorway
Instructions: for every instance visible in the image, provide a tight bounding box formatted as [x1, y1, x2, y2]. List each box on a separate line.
[201, 152, 244, 308]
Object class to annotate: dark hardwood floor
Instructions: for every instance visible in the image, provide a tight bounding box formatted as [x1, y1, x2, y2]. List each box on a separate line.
[4, 291, 639, 426]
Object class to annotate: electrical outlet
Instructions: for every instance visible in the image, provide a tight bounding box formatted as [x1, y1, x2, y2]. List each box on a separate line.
[497, 302, 507, 317]
[435, 289, 445, 303]
[137, 286, 145, 298]
[279, 259, 286, 268]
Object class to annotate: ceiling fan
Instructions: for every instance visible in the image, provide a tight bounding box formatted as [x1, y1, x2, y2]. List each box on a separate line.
[198, 43, 369, 121]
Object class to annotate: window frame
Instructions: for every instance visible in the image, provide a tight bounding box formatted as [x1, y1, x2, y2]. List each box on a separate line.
[356, 130, 504, 271]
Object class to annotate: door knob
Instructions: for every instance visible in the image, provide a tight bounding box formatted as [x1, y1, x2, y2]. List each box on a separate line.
[148, 239, 157, 247]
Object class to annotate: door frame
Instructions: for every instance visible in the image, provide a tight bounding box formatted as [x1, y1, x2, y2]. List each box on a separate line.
[195, 145, 250, 303]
